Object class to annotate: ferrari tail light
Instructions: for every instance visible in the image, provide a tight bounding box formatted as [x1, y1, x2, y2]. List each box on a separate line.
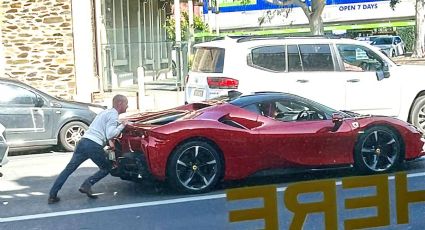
[207, 77, 239, 89]
[125, 128, 148, 138]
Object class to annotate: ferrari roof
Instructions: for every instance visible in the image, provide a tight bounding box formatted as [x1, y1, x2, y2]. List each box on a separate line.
[230, 92, 292, 107]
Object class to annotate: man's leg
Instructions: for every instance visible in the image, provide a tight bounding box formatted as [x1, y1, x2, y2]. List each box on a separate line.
[79, 141, 112, 197]
[49, 139, 89, 199]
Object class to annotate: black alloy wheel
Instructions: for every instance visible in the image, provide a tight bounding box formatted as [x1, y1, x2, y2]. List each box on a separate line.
[354, 126, 402, 173]
[168, 141, 222, 194]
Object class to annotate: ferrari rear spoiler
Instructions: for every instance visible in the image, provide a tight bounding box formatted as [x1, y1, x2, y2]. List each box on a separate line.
[126, 102, 216, 123]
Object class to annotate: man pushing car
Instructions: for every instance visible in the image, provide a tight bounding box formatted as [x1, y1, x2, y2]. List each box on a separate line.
[48, 94, 129, 204]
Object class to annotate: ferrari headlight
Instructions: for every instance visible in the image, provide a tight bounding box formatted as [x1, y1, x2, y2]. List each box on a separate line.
[89, 106, 105, 114]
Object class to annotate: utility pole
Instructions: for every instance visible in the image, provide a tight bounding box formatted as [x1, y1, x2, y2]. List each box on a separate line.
[174, 0, 181, 43]
[174, 0, 183, 89]
[188, 0, 194, 58]
[208, 0, 213, 34]
[215, 0, 219, 36]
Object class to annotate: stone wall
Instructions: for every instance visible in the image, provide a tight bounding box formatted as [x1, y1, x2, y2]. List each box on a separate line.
[1, 0, 76, 100]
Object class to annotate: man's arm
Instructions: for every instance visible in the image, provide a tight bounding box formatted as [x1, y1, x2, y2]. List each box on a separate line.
[105, 114, 127, 140]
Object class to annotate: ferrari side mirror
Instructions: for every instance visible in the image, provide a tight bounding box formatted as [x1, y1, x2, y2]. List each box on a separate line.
[331, 113, 344, 132]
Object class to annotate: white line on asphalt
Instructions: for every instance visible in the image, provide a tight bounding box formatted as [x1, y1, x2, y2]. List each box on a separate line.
[2, 171, 425, 223]
[0, 194, 225, 223]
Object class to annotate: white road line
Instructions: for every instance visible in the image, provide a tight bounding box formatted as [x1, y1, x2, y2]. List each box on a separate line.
[2, 171, 425, 223]
[0, 194, 225, 223]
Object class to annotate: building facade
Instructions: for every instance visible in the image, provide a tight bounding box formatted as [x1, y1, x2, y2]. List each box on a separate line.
[1, 0, 178, 109]
[1, 0, 77, 99]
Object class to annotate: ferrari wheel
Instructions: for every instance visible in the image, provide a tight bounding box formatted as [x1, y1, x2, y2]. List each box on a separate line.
[168, 141, 222, 194]
[410, 95, 425, 134]
[354, 126, 402, 173]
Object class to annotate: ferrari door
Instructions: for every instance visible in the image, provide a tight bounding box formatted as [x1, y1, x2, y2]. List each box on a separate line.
[255, 98, 353, 167]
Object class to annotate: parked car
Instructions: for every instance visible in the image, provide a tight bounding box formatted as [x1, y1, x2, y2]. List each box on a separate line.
[0, 123, 9, 174]
[355, 35, 379, 44]
[371, 35, 406, 57]
[184, 36, 425, 134]
[0, 78, 105, 152]
[110, 92, 425, 193]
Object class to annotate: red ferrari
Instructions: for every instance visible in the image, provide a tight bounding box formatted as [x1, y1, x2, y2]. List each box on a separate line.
[110, 92, 425, 193]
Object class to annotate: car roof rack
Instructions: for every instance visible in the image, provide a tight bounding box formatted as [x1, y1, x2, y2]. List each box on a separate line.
[236, 34, 342, 43]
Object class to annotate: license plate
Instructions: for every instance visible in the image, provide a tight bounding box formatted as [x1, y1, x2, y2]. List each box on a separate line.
[194, 89, 204, 97]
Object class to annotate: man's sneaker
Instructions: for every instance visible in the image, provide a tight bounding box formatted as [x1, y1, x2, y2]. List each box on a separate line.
[78, 186, 98, 199]
[48, 196, 60, 204]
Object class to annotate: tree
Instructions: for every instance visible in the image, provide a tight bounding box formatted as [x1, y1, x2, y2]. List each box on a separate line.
[165, 12, 208, 41]
[259, 0, 326, 35]
[391, 0, 425, 58]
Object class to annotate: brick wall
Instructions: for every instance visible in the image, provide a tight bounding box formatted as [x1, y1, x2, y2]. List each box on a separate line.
[1, 0, 76, 100]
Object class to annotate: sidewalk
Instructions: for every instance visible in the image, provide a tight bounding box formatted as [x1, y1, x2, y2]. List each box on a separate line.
[392, 53, 425, 65]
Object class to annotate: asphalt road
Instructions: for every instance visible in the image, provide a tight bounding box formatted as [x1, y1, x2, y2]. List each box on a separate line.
[1, 151, 425, 230]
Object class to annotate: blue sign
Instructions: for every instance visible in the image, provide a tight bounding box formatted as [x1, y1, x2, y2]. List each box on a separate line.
[203, 0, 388, 13]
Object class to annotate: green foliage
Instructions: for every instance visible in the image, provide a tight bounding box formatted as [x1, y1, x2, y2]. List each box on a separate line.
[397, 26, 415, 52]
[165, 12, 208, 41]
[241, 0, 252, 4]
[194, 15, 209, 32]
[390, 0, 400, 9]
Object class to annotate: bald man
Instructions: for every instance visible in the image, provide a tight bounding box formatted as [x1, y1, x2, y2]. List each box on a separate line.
[48, 95, 129, 204]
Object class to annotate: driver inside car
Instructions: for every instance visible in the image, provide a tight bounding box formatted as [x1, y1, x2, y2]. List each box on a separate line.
[340, 49, 364, 72]
[259, 102, 278, 118]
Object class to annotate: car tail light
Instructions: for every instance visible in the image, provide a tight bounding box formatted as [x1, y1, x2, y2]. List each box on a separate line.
[124, 128, 148, 138]
[207, 77, 239, 89]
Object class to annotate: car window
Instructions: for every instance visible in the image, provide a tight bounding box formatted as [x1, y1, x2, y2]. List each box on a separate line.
[273, 99, 327, 122]
[395, 37, 402, 43]
[0, 83, 37, 106]
[287, 45, 303, 71]
[191, 47, 225, 73]
[298, 44, 334, 71]
[242, 103, 262, 114]
[337, 44, 384, 72]
[238, 96, 337, 122]
[371, 37, 393, 45]
[249, 45, 286, 72]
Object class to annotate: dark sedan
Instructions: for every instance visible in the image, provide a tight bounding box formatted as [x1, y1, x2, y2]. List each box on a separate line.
[0, 78, 105, 152]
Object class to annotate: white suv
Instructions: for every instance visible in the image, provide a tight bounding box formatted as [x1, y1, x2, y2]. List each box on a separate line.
[185, 36, 425, 133]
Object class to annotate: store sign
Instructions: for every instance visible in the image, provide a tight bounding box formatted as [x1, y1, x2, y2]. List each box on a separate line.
[227, 173, 425, 229]
[338, 3, 378, 11]
[206, 0, 415, 30]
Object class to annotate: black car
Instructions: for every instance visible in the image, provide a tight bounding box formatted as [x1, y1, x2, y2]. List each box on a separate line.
[0, 78, 105, 152]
